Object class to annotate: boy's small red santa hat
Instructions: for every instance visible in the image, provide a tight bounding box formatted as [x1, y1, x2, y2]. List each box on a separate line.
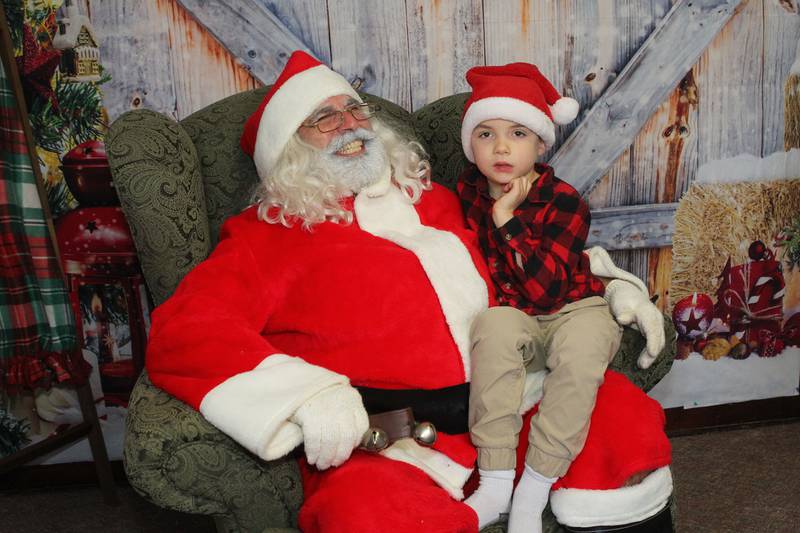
[240, 50, 361, 178]
[461, 62, 579, 161]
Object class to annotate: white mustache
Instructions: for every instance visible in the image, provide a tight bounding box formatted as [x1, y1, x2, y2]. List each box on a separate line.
[325, 128, 377, 155]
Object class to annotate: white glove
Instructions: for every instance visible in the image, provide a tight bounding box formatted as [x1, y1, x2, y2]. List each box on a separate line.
[290, 384, 369, 470]
[604, 279, 665, 369]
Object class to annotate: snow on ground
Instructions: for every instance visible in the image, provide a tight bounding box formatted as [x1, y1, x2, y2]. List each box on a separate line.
[696, 148, 800, 184]
[649, 347, 800, 409]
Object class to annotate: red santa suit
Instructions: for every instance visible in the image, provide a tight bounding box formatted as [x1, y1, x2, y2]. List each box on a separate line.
[146, 51, 672, 532]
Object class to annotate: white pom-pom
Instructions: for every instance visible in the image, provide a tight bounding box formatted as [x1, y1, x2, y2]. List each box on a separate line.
[550, 97, 579, 125]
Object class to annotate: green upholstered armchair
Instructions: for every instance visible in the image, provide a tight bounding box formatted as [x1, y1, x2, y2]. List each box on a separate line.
[107, 87, 676, 533]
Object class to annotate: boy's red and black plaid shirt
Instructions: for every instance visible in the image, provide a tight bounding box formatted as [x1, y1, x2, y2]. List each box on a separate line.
[457, 162, 605, 315]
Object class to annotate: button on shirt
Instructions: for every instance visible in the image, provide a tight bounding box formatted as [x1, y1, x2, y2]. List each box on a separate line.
[457, 162, 605, 315]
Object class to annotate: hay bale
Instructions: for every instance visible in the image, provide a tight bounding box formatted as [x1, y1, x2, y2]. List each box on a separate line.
[670, 180, 800, 310]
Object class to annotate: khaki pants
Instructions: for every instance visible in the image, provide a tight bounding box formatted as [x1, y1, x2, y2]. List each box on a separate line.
[468, 296, 622, 478]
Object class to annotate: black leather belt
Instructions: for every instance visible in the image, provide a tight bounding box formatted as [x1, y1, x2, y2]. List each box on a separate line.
[355, 383, 469, 435]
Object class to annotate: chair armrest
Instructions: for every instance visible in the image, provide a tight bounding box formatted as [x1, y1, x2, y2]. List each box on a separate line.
[106, 109, 212, 307]
[124, 371, 303, 531]
[610, 315, 677, 392]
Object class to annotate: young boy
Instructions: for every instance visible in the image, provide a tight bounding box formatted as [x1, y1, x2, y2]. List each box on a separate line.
[457, 63, 624, 533]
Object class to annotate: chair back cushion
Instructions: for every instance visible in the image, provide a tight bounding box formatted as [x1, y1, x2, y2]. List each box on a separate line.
[179, 88, 267, 246]
[411, 93, 470, 191]
[107, 108, 211, 306]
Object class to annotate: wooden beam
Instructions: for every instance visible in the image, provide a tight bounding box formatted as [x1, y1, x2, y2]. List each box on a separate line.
[587, 203, 677, 250]
[0, 423, 91, 475]
[550, 0, 743, 196]
[175, 0, 316, 84]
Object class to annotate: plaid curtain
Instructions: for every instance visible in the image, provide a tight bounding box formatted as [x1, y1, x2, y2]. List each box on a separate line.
[0, 56, 89, 393]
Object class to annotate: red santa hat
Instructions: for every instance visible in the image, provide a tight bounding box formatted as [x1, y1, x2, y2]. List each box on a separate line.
[240, 50, 361, 178]
[460, 62, 579, 161]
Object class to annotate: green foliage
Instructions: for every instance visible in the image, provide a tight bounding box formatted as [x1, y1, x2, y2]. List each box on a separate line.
[1, 0, 25, 50]
[45, 178, 74, 218]
[0, 408, 31, 458]
[26, 0, 55, 29]
[29, 72, 110, 154]
[776, 217, 800, 269]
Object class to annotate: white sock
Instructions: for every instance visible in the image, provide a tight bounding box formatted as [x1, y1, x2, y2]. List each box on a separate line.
[464, 468, 515, 528]
[508, 464, 557, 533]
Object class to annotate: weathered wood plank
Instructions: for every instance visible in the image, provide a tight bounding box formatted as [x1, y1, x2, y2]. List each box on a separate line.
[557, 1, 672, 144]
[482, 1, 561, 102]
[582, 0, 672, 205]
[631, 70, 699, 307]
[257, 0, 332, 64]
[649, 248, 672, 311]
[762, 0, 800, 154]
[566, 0, 671, 292]
[175, 0, 314, 85]
[328, 0, 411, 110]
[406, 0, 483, 111]
[695, 0, 763, 163]
[586, 203, 677, 250]
[161, 0, 259, 119]
[549, 0, 743, 196]
[88, 0, 178, 121]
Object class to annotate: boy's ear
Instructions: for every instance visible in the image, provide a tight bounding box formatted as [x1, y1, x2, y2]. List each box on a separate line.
[537, 140, 547, 156]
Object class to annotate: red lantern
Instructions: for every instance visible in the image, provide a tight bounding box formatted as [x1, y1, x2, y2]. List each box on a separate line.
[55, 205, 148, 405]
[61, 140, 120, 206]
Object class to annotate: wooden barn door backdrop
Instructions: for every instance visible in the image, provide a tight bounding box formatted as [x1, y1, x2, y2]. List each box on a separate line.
[23, 0, 800, 433]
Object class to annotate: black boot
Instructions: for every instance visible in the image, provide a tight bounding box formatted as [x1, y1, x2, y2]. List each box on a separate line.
[561, 501, 673, 533]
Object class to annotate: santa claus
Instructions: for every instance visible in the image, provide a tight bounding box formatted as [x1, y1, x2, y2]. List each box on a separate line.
[146, 51, 672, 532]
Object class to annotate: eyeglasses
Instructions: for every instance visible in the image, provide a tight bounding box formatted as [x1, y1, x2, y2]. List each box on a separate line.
[301, 103, 377, 133]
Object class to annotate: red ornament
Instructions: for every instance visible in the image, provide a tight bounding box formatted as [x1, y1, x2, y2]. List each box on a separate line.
[748, 240, 767, 261]
[672, 293, 714, 339]
[694, 337, 709, 352]
[15, 24, 61, 106]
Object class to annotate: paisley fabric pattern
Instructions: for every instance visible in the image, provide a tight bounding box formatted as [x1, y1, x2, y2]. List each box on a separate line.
[412, 92, 470, 191]
[124, 371, 303, 530]
[106, 109, 211, 307]
[108, 87, 676, 532]
[180, 88, 267, 248]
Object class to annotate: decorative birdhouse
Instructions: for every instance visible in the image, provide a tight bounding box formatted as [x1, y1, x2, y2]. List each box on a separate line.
[55, 207, 148, 405]
[52, 0, 101, 82]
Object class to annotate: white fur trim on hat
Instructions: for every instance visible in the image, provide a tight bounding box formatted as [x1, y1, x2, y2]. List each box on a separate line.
[550, 97, 579, 125]
[253, 65, 360, 179]
[461, 96, 557, 162]
[550, 466, 673, 527]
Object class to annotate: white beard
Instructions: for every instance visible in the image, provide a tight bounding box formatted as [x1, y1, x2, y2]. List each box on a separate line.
[320, 129, 389, 194]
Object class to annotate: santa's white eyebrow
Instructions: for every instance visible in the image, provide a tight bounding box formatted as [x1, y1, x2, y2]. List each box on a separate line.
[309, 98, 360, 121]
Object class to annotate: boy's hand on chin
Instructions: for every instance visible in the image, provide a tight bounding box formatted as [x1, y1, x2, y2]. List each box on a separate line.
[493, 177, 533, 227]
